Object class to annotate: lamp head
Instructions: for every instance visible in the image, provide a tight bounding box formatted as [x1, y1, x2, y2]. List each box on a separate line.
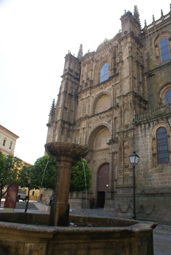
[129, 151, 140, 165]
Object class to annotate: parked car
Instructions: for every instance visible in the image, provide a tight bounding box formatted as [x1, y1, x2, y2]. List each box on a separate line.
[16, 188, 28, 202]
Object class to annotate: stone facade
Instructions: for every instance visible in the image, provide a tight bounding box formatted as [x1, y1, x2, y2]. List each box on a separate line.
[46, 6, 171, 224]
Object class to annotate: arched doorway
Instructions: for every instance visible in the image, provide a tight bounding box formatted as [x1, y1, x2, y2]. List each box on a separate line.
[97, 163, 109, 208]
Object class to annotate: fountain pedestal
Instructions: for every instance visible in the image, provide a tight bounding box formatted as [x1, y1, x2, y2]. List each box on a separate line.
[45, 142, 89, 226]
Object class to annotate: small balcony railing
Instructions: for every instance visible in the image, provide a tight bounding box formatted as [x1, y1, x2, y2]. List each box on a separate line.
[134, 103, 171, 123]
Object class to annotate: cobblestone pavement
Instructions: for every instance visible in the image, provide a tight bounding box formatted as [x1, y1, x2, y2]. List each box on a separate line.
[1, 201, 171, 254]
[153, 225, 171, 255]
[15, 201, 38, 210]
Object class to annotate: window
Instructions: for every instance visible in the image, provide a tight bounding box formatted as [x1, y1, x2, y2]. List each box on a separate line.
[3, 139, 6, 146]
[9, 142, 12, 149]
[157, 127, 169, 164]
[164, 90, 171, 104]
[100, 63, 108, 83]
[160, 37, 170, 62]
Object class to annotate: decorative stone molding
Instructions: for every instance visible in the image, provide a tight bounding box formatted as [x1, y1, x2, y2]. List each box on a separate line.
[109, 143, 118, 153]
[150, 121, 171, 167]
[158, 82, 171, 105]
[91, 91, 112, 115]
[154, 32, 171, 65]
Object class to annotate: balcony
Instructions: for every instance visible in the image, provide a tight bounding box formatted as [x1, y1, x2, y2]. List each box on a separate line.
[134, 103, 171, 123]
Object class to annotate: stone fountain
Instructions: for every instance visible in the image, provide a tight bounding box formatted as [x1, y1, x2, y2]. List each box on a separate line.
[45, 142, 89, 226]
[0, 142, 157, 255]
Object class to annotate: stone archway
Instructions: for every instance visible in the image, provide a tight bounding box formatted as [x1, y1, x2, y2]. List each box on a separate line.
[91, 91, 111, 115]
[97, 163, 109, 208]
[88, 124, 111, 150]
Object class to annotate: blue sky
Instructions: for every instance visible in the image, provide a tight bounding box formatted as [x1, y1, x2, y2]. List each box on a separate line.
[0, 0, 170, 164]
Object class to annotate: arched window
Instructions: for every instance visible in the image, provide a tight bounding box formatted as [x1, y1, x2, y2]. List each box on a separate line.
[160, 37, 170, 62]
[157, 127, 169, 164]
[9, 141, 13, 149]
[164, 90, 171, 104]
[2, 138, 6, 146]
[100, 63, 108, 83]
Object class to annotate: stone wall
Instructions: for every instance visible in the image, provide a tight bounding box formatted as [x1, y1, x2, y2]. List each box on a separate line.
[69, 191, 92, 209]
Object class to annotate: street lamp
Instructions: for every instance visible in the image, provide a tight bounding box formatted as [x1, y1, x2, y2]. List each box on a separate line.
[129, 152, 140, 220]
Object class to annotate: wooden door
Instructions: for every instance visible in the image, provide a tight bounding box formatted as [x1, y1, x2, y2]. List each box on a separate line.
[97, 163, 109, 208]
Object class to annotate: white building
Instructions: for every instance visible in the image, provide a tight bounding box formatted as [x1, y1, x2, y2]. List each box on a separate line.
[0, 125, 19, 156]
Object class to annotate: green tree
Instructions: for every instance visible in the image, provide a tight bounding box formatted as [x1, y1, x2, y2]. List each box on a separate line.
[0, 151, 22, 202]
[18, 156, 56, 212]
[18, 156, 91, 210]
[30, 157, 92, 192]
[0, 152, 6, 201]
[18, 165, 35, 212]
[18, 165, 33, 191]
[31, 155, 57, 190]
[70, 159, 92, 192]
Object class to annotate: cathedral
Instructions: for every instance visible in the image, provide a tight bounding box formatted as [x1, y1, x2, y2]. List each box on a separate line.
[46, 6, 171, 224]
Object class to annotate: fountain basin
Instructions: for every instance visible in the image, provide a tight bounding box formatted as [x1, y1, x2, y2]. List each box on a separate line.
[0, 212, 157, 255]
[45, 142, 89, 161]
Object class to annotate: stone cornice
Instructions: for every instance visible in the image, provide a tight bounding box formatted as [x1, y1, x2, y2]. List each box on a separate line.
[0, 148, 14, 156]
[78, 73, 119, 95]
[144, 59, 171, 75]
[75, 105, 119, 124]
[61, 72, 80, 81]
[0, 125, 19, 139]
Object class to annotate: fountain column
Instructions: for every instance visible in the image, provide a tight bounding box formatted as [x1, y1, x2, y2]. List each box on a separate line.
[45, 142, 89, 226]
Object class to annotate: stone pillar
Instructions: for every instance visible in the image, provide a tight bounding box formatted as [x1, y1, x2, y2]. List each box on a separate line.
[49, 156, 74, 226]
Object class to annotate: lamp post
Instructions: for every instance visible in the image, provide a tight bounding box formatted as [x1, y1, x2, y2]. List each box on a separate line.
[129, 152, 140, 220]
